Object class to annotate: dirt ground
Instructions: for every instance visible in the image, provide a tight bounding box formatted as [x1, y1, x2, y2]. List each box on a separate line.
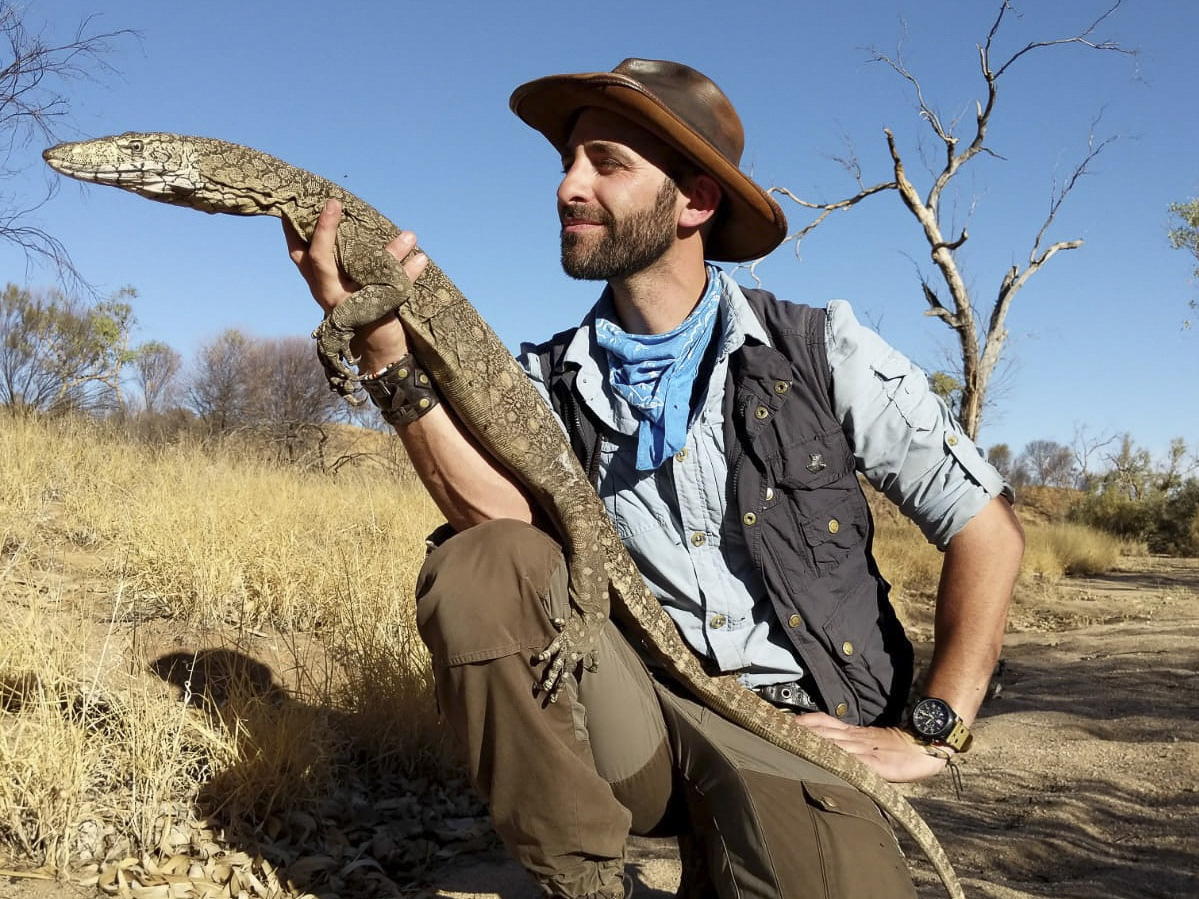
[1, 556, 1196, 899]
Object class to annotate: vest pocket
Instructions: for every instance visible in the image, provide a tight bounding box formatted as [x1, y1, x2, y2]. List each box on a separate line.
[772, 428, 853, 490]
[787, 487, 865, 575]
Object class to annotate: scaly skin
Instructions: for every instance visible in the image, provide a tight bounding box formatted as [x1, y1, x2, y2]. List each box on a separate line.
[44, 132, 967, 899]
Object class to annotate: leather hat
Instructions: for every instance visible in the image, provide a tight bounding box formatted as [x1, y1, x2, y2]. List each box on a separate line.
[509, 58, 787, 262]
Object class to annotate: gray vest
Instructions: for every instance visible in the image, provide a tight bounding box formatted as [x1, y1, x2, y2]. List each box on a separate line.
[533, 289, 912, 726]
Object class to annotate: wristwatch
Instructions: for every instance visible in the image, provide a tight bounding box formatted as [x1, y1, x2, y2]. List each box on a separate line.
[908, 697, 973, 753]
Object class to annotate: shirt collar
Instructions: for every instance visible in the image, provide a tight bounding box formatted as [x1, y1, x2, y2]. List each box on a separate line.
[564, 269, 772, 433]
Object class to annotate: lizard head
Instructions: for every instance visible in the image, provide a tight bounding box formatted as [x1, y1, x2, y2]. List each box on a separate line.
[43, 132, 288, 216]
[44, 132, 208, 204]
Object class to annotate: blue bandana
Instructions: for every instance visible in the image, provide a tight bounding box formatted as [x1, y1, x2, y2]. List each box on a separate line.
[595, 266, 723, 470]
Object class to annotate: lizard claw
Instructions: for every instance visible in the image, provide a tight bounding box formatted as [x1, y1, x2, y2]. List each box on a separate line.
[535, 613, 602, 700]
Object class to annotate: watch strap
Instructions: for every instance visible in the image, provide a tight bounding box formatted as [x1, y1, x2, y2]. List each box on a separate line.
[937, 718, 974, 753]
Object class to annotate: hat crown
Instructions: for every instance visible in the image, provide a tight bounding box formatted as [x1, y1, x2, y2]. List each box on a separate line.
[609, 58, 745, 168]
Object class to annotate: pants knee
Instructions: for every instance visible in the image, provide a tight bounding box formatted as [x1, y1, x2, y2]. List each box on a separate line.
[415, 519, 567, 666]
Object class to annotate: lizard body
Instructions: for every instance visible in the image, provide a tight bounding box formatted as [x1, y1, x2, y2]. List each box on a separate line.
[44, 133, 966, 899]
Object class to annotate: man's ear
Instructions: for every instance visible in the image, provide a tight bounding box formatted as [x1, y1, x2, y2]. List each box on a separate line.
[678, 173, 722, 230]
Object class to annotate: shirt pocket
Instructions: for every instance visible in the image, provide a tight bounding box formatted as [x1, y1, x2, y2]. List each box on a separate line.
[597, 439, 680, 550]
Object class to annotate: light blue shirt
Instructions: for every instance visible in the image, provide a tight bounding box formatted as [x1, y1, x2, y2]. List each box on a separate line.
[518, 271, 1008, 688]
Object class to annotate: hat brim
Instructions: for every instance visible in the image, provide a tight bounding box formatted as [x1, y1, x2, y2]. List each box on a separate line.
[510, 72, 787, 262]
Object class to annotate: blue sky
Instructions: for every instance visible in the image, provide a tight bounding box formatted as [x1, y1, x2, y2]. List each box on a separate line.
[4, 0, 1196, 463]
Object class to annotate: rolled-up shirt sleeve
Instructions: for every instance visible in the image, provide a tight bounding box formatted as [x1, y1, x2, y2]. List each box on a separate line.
[825, 300, 1011, 549]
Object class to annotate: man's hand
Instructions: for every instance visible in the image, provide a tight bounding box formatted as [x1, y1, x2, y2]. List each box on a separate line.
[794, 712, 949, 783]
[282, 198, 427, 373]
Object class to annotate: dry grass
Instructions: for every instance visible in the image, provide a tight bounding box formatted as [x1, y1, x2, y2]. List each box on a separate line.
[1020, 521, 1133, 579]
[0, 413, 449, 873]
[0, 414, 1135, 880]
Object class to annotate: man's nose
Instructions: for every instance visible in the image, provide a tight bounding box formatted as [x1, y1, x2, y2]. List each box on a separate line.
[557, 155, 593, 206]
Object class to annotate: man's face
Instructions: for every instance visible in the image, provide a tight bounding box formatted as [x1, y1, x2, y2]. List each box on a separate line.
[557, 109, 685, 281]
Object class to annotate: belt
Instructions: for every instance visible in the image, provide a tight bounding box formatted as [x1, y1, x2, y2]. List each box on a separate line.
[754, 680, 819, 713]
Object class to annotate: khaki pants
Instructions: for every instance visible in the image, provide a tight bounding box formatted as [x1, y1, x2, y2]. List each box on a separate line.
[415, 519, 917, 899]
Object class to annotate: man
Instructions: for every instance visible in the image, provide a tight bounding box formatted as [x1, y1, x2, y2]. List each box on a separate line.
[286, 59, 1024, 899]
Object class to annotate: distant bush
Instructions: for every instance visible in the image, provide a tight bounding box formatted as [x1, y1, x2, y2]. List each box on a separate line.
[1072, 478, 1199, 557]
[1148, 480, 1199, 556]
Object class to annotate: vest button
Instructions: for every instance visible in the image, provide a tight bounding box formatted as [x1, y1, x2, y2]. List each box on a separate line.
[710, 614, 726, 629]
[834, 702, 849, 718]
[742, 512, 757, 526]
[842, 641, 854, 656]
[754, 405, 770, 420]
[947, 434, 959, 446]
[764, 486, 775, 501]
[827, 519, 840, 534]
[774, 380, 790, 394]
[690, 532, 706, 547]
[675, 447, 688, 462]
[787, 614, 802, 628]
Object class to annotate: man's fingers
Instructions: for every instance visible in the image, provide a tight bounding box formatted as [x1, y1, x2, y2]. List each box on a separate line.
[282, 216, 306, 264]
[310, 198, 342, 260]
[387, 230, 429, 283]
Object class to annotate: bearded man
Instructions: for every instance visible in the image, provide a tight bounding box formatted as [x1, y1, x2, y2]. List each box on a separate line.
[287, 59, 1024, 899]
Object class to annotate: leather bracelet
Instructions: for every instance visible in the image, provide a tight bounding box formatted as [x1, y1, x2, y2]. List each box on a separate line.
[360, 354, 441, 427]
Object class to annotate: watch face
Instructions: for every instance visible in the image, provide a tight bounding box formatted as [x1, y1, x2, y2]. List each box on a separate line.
[912, 698, 953, 739]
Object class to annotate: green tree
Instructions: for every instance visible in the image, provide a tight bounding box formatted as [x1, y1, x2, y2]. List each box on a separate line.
[0, 282, 137, 414]
[1168, 198, 1198, 328]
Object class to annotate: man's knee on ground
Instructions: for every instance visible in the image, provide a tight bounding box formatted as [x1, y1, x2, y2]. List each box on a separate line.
[415, 519, 566, 666]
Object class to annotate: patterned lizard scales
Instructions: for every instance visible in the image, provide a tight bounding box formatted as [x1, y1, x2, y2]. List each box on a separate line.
[44, 133, 967, 899]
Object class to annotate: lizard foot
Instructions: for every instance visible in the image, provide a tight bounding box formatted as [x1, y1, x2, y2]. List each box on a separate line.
[535, 613, 603, 701]
[312, 313, 362, 400]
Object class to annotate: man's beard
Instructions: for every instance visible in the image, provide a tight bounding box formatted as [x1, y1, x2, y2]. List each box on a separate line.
[560, 179, 679, 281]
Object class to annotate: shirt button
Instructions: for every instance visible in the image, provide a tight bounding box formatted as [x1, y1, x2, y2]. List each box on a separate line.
[787, 614, 803, 628]
[742, 512, 757, 526]
[764, 486, 775, 501]
[827, 519, 840, 534]
[774, 380, 790, 395]
[690, 532, 706, 547]
[754, 405, 770, 420]
[675, 447, 688, 462]
[710, 614, 726, 629]
[834, 702, 849, 718]
[842, 641, 854, 656]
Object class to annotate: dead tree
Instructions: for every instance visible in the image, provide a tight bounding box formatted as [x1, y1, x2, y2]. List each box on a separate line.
[770, 2, 1133, 439]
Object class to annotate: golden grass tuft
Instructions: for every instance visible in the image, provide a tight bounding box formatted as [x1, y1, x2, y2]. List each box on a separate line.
[1020, 521, 1132, 579]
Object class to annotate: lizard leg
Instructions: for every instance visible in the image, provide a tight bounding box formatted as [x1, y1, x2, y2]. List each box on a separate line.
[311, 274, 413, 400]
[536, 586, 606, 700]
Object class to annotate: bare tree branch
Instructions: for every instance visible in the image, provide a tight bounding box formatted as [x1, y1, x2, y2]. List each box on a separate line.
[0, 4, 137, 282]
[768, 1, 1134, 438]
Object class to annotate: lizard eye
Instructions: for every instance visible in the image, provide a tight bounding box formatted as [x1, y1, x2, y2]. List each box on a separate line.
[126, 139, 144, 155]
